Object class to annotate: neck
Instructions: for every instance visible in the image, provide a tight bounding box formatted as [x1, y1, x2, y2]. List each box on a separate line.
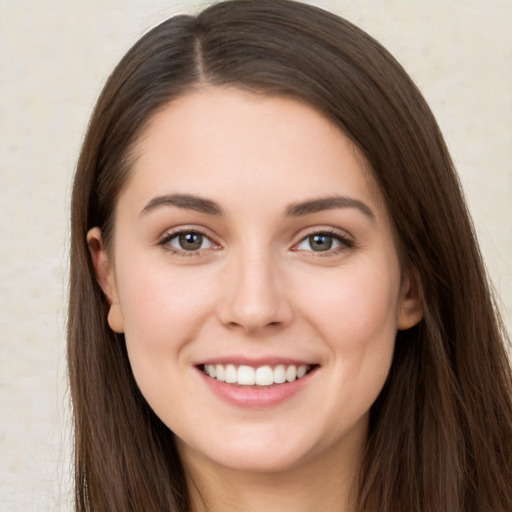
[178, 424, 365, 512]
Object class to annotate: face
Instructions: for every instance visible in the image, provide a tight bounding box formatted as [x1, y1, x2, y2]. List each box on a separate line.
[90, 87, 422, 476]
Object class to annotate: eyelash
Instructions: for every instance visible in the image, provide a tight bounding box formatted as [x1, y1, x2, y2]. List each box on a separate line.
[158, 228, 354, 257]
[292, 229, 354, 256]
[158, 229, 219, 256]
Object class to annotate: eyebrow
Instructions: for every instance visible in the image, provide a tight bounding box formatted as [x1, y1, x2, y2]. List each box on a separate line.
[285, 195, 375, 220]
[141, 194, 223, 216]
[140, 193, 375, 221]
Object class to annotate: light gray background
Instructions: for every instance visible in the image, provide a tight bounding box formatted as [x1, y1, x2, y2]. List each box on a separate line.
[1, 1, 510, 510]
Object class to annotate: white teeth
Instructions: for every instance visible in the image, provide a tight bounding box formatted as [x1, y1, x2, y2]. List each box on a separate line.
[237, 365, 255, 385]
[286, 365, 297, 382]
[297, 365, 308, 378]
[255, 366, 274, 386]
[225, 364, 237, 383]
[215, 364, 225, 382]
[203, 363, 312, 386]
[273, 365, 286, 384]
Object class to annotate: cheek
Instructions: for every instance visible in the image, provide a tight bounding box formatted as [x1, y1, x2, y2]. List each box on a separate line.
[115, 263, 222, 424]
[297, 262, 400, 403]
[118, 256, 212, 328]
[303, 264, 401, 345]
[115, 259, 216, 377]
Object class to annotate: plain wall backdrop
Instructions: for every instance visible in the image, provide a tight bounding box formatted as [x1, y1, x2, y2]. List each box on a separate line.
[0, 1, 510, 510]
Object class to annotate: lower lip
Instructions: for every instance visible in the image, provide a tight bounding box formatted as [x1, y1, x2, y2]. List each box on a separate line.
[197, 367, 318, 409]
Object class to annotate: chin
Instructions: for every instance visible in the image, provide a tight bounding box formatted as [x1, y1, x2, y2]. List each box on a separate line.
[177, 428, 319, 475]
[209, 445, 310, 474]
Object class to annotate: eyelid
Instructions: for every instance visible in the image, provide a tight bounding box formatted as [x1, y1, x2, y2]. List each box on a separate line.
[156, 225, 354, 257]
[291, 227, 355, 254]
[158, 226, 221, 255]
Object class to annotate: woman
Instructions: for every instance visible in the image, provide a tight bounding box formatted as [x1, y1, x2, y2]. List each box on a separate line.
[68, 0, 512, 510]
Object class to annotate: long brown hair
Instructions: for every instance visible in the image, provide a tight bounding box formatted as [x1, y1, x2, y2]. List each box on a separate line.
[68, 1, 512, 510]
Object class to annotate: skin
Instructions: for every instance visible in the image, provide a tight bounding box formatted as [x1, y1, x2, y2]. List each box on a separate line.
[89, 87, 422, 512]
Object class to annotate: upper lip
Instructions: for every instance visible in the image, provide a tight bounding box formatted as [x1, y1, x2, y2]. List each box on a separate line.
[195, 356, 318, 367]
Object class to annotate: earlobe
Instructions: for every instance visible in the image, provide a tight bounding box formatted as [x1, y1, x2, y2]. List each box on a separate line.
[87, 227, 125, 333]
[397, 267, 424, 330]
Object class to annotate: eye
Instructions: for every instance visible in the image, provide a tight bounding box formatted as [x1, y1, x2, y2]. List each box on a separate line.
[161, 230, 216, 253]
[295, 231, 352, 253]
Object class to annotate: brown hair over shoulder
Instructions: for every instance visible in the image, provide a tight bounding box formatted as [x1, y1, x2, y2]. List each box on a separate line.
[68, 1, 512, 510]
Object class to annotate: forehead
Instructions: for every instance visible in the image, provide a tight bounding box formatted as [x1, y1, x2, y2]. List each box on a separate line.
[120, 86, 388, 219]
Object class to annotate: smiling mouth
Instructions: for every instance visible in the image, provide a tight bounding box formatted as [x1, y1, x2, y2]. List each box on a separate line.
[200, 363, 316, 387]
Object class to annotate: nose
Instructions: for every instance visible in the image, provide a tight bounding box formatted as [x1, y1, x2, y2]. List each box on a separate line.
[217, 249, 294, 335]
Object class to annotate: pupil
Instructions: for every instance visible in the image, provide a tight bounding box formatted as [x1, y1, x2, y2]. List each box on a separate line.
[310, 234, 332, 251]
[179, 232, 202, 250]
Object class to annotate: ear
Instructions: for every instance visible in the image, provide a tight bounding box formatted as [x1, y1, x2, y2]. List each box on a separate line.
[397, 267, 423, 330]
[87, 227, 125, 333]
